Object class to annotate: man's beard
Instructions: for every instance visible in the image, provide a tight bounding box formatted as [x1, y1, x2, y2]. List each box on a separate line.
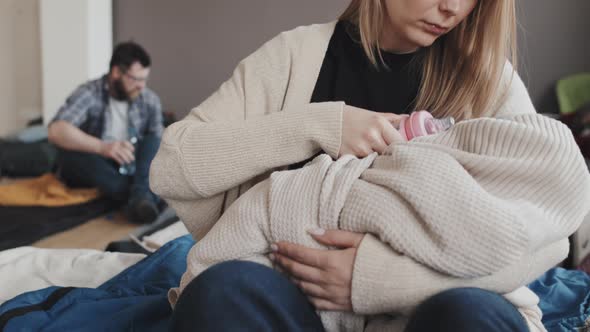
[111, 79, 140, 101]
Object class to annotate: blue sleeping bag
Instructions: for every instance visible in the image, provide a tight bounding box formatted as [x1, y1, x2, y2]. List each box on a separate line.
[529, 267, 590, 332]
[2, 236, 589, 331]
[0, 235, 195, 332]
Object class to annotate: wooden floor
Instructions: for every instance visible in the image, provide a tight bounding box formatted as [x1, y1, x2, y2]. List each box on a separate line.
[32, 211, 141, 250]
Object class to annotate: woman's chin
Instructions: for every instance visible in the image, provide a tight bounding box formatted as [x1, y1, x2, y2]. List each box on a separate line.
[409, 31, 441, 48]
[416, 37, 438, 48]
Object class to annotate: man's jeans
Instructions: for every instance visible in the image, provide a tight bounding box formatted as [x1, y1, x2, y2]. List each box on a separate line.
[58, 134, 161, 203]
[170, 261, 529, 332]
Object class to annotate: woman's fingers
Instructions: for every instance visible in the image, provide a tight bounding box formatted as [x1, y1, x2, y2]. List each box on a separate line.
[308, 296, 348, 311]
[382, 121, 403, 145]
[273, 241, 327, 268]
[341, 106, 406, 157]
[271, 252, 324, 284]
[381, 112, 404, 127]
[307, 229, 365, 249]
[290, 277, 331, 299]
[368, 133, 388, 154]
[273, 238, 358, 313]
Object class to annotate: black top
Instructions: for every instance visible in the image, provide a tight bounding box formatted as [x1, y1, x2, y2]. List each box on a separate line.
[310, 20, 423, 114]
[289, 21, 423, 170]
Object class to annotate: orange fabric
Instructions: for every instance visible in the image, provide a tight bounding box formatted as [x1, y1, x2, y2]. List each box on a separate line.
[0, 174, 99, 207]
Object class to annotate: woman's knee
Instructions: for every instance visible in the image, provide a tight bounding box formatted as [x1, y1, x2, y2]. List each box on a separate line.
[192, 260, 273, 289]
[175, 261, 276, 310]
[171, 261, 324, 332]
[405, 288, 529, 332]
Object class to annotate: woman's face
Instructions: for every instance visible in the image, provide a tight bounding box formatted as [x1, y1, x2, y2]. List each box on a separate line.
[381, 0, 478, 53]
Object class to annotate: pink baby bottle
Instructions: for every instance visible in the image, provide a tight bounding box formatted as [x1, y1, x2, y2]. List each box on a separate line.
[398, 110, 455, 141]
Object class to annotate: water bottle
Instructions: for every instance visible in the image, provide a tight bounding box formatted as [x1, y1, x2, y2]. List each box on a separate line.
[118, 127, 138, 175]
[398, 110, 455, 141]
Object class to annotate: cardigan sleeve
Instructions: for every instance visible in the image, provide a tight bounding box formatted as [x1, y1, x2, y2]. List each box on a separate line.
[150, 30, 343, 201]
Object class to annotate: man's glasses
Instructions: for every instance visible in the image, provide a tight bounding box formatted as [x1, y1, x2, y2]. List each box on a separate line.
[124, 71, 149, 83]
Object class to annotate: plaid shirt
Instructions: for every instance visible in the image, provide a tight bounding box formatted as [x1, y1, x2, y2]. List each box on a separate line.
[51, 75, 164, 139]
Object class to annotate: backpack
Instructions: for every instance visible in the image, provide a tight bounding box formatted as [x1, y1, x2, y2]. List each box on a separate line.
[0, 140, 58, 177]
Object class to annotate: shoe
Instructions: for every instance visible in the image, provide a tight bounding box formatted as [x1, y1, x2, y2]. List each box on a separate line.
[127, 196, 159, 224]
[156, 199, 168, 212]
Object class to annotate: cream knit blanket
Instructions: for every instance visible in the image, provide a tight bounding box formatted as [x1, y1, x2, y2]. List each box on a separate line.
[171, 114, 590, 331]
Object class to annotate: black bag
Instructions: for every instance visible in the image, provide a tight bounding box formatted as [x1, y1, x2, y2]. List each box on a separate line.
[0, 140, 58, 177]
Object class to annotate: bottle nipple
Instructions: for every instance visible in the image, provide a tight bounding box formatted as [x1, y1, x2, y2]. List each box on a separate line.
[424, 116, 455, 135]
[399, 111, 455, 141]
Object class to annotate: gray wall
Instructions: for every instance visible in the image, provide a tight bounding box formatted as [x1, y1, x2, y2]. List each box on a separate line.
[114, 0, 346, 117]
[517, 1, 590, 114]
[114, 0, 590, 117]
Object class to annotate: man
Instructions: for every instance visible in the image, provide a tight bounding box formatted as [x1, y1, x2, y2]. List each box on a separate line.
[48, 42, 163, 224]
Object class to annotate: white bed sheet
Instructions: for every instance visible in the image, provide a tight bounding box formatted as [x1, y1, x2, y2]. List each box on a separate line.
[0, 220, 190, 305]
[0, 247, 145, 305]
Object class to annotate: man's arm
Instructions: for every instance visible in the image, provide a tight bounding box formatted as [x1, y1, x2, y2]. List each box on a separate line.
[48, 120, 103, 154]
[49, 82, 135, 164]
[48, 121, 134, 165]
[48, 82, 105, 154]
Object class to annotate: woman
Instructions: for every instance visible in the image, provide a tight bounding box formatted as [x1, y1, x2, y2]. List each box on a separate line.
[151, 1, 562, 331]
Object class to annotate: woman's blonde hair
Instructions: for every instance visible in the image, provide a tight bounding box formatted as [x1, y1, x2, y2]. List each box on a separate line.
[340, 0, 517, 120]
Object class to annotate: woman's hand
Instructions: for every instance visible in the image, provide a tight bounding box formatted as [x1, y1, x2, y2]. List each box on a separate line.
[270, 229, 365, 311]
[340, 105, 404, 158]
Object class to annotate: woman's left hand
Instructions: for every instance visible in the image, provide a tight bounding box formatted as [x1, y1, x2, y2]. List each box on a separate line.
[270, 229, 365, 312]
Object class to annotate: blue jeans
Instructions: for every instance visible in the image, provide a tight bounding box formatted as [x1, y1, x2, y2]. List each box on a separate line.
[170, 261, 529, 332]
[58, 134, 160, 203]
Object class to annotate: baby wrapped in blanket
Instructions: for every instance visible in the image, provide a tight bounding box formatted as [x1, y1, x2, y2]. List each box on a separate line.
[170, 113, 590, 331]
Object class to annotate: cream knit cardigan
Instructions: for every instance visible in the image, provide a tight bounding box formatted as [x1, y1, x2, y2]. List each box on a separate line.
[150, 21, 590, 331]
[168, 114, 589, 332]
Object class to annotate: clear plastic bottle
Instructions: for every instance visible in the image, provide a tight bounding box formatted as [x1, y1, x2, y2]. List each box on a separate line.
[399, 110, 455, 141]
[118, 127, 138, 175]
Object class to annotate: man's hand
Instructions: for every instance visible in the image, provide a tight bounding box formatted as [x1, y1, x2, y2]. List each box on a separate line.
[271, 229, 365, 312]
[100, 141, 135, 165]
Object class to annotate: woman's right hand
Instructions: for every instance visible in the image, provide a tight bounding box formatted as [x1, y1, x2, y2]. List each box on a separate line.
[340, 105, 404, 157]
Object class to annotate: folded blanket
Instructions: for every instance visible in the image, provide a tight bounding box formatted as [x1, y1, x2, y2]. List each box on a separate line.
[0, 174, 99, 207]
[172, 114, 590, 331]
